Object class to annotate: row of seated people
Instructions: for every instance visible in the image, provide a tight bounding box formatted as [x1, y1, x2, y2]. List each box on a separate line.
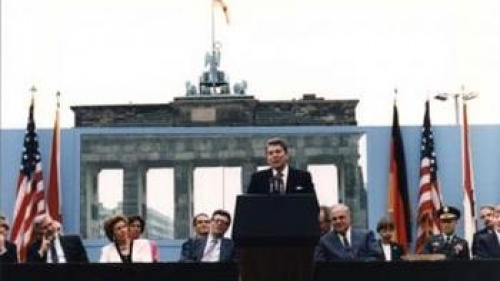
[0, 209, 235, 263]
[317, 203, 500, 261]
[1, 202, 500, 263]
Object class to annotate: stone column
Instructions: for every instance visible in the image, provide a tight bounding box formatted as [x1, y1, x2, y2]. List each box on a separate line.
[80, 164, 100, 239]
[122, 162, 142, 216]
[341, 159, 367, 228]
[174, 163, 193, 238]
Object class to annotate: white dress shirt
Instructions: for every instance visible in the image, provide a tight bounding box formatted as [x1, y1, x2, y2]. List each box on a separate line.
[47, 236, 67, 263]
[201, 235, 221, 262]
[272, 165, 289, 191]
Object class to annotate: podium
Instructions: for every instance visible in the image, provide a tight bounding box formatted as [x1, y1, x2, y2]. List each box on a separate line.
[232, 194, 320, 281]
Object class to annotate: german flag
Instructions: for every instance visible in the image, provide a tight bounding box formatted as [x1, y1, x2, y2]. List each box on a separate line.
[387, 102, 412, 250]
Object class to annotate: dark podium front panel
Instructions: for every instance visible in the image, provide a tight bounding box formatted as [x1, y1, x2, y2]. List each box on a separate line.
[232, 194, 320, 281]
[232, 194, 320, 247]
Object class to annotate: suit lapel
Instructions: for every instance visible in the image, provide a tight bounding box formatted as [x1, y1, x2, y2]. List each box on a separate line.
[286, 168, 294, 192]
[330, 233, 346, 258]
[219, 239, 227, 261]
[59, 236, 69, 260]
[196, 238, 208, 261]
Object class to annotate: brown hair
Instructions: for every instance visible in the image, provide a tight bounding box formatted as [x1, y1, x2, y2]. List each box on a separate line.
[104, 214, 128, 242]
[192, 213, 209, 227]
[266, 137, 288, 153]
[376, 217, 395, 232]
[128, 215, 145, 233]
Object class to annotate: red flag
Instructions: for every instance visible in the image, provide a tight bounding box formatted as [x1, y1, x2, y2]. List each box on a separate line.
[462, 102, 476, 245]
[415, 100, 442, 253]
[47, 95, 61, 222]
[213, 0, 230, 24]
[10, 98, 46, 261]
[387, 102, 412, 249]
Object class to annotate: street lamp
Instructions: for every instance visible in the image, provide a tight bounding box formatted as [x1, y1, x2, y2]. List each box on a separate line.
[433, 89, 479, 125]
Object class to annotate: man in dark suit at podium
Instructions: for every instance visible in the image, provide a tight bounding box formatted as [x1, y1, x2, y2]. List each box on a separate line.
[247, 137, 315, 195]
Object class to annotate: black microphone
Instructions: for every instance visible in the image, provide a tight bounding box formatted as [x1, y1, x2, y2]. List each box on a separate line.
[269, 176, 280, 194]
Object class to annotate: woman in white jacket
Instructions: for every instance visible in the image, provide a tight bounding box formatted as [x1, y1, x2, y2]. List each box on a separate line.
[99, 214, 153, 263]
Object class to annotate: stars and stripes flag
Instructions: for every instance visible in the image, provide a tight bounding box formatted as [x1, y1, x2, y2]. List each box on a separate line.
[462, 102, 477, 246]
[47, 93, 62, 223]
[415, 100, 442, 254]
[387, 102, 412, 250]
[10, 98, 46, 261]
[213, 0, 230, 24]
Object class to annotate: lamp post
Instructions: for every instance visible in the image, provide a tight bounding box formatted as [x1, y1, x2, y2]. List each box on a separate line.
[433, 87, 479, 125]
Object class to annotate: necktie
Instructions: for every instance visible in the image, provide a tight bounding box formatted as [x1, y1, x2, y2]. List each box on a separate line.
[445, 236, 452, 247]
[50, 242, 59, 263]
[276, 171, 284, 194]
[204, 238, 218, 257]
[341, 234, 350, 249]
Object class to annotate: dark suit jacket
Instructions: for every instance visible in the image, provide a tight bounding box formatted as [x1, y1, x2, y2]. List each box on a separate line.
[314, 229, 383, 261]
[0, 241, 18, 263]
[377, 240, 406, 261]
[423, 235, 470, 260]
[26, 235, 89, 263]
[472, 227, 494, 257]
[179, 236, 236, 262]
[474, 231, 500, 259]
[247, 167, 315, 194]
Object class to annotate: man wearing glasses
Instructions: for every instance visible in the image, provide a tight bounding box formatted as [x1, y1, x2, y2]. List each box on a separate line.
[179, 209, 236, 262]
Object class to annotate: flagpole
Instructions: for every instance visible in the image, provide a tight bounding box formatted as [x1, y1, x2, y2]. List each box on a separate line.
[460, 88, 479, 251]
[211, 0, 215, 53]
[29, 85, 37, 101]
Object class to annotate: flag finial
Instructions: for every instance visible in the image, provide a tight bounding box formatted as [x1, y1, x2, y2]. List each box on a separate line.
[56, 91, 61, 108]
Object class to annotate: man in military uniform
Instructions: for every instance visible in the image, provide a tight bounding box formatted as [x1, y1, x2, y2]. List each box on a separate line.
[423, 205, 470, 260]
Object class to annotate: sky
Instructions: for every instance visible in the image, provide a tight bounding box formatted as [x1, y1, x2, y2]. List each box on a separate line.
[2, 0, 500, 129]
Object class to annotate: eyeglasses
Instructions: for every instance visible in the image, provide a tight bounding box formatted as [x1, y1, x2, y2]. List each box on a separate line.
[213, 218, 229, 225]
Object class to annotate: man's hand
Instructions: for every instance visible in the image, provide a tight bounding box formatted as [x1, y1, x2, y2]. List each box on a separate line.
[38, 235, 51, 257]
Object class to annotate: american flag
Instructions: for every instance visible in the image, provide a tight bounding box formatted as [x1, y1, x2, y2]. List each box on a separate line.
[10, 99, 46, 262]
[415, 100, 442, 253]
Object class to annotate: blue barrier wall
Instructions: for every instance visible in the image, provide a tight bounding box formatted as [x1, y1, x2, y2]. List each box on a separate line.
[1, 125, 499, 261]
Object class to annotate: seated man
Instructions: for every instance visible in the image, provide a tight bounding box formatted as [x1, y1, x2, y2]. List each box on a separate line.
[314, 203, 382, 261]
[474, 205, 500, 259]
[319, 205, 332, 237]
[472, 205, 497, 257]
[0, 216, 18, 263]
[423, 205, 470, 260]
[180, 213, 211, 261]
[179, 209, 236, 262]
[26, 215, 89, 263]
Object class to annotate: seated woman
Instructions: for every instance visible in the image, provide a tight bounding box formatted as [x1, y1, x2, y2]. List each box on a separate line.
[128, 215, 160, 262]
[99, 214, 153, 263]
